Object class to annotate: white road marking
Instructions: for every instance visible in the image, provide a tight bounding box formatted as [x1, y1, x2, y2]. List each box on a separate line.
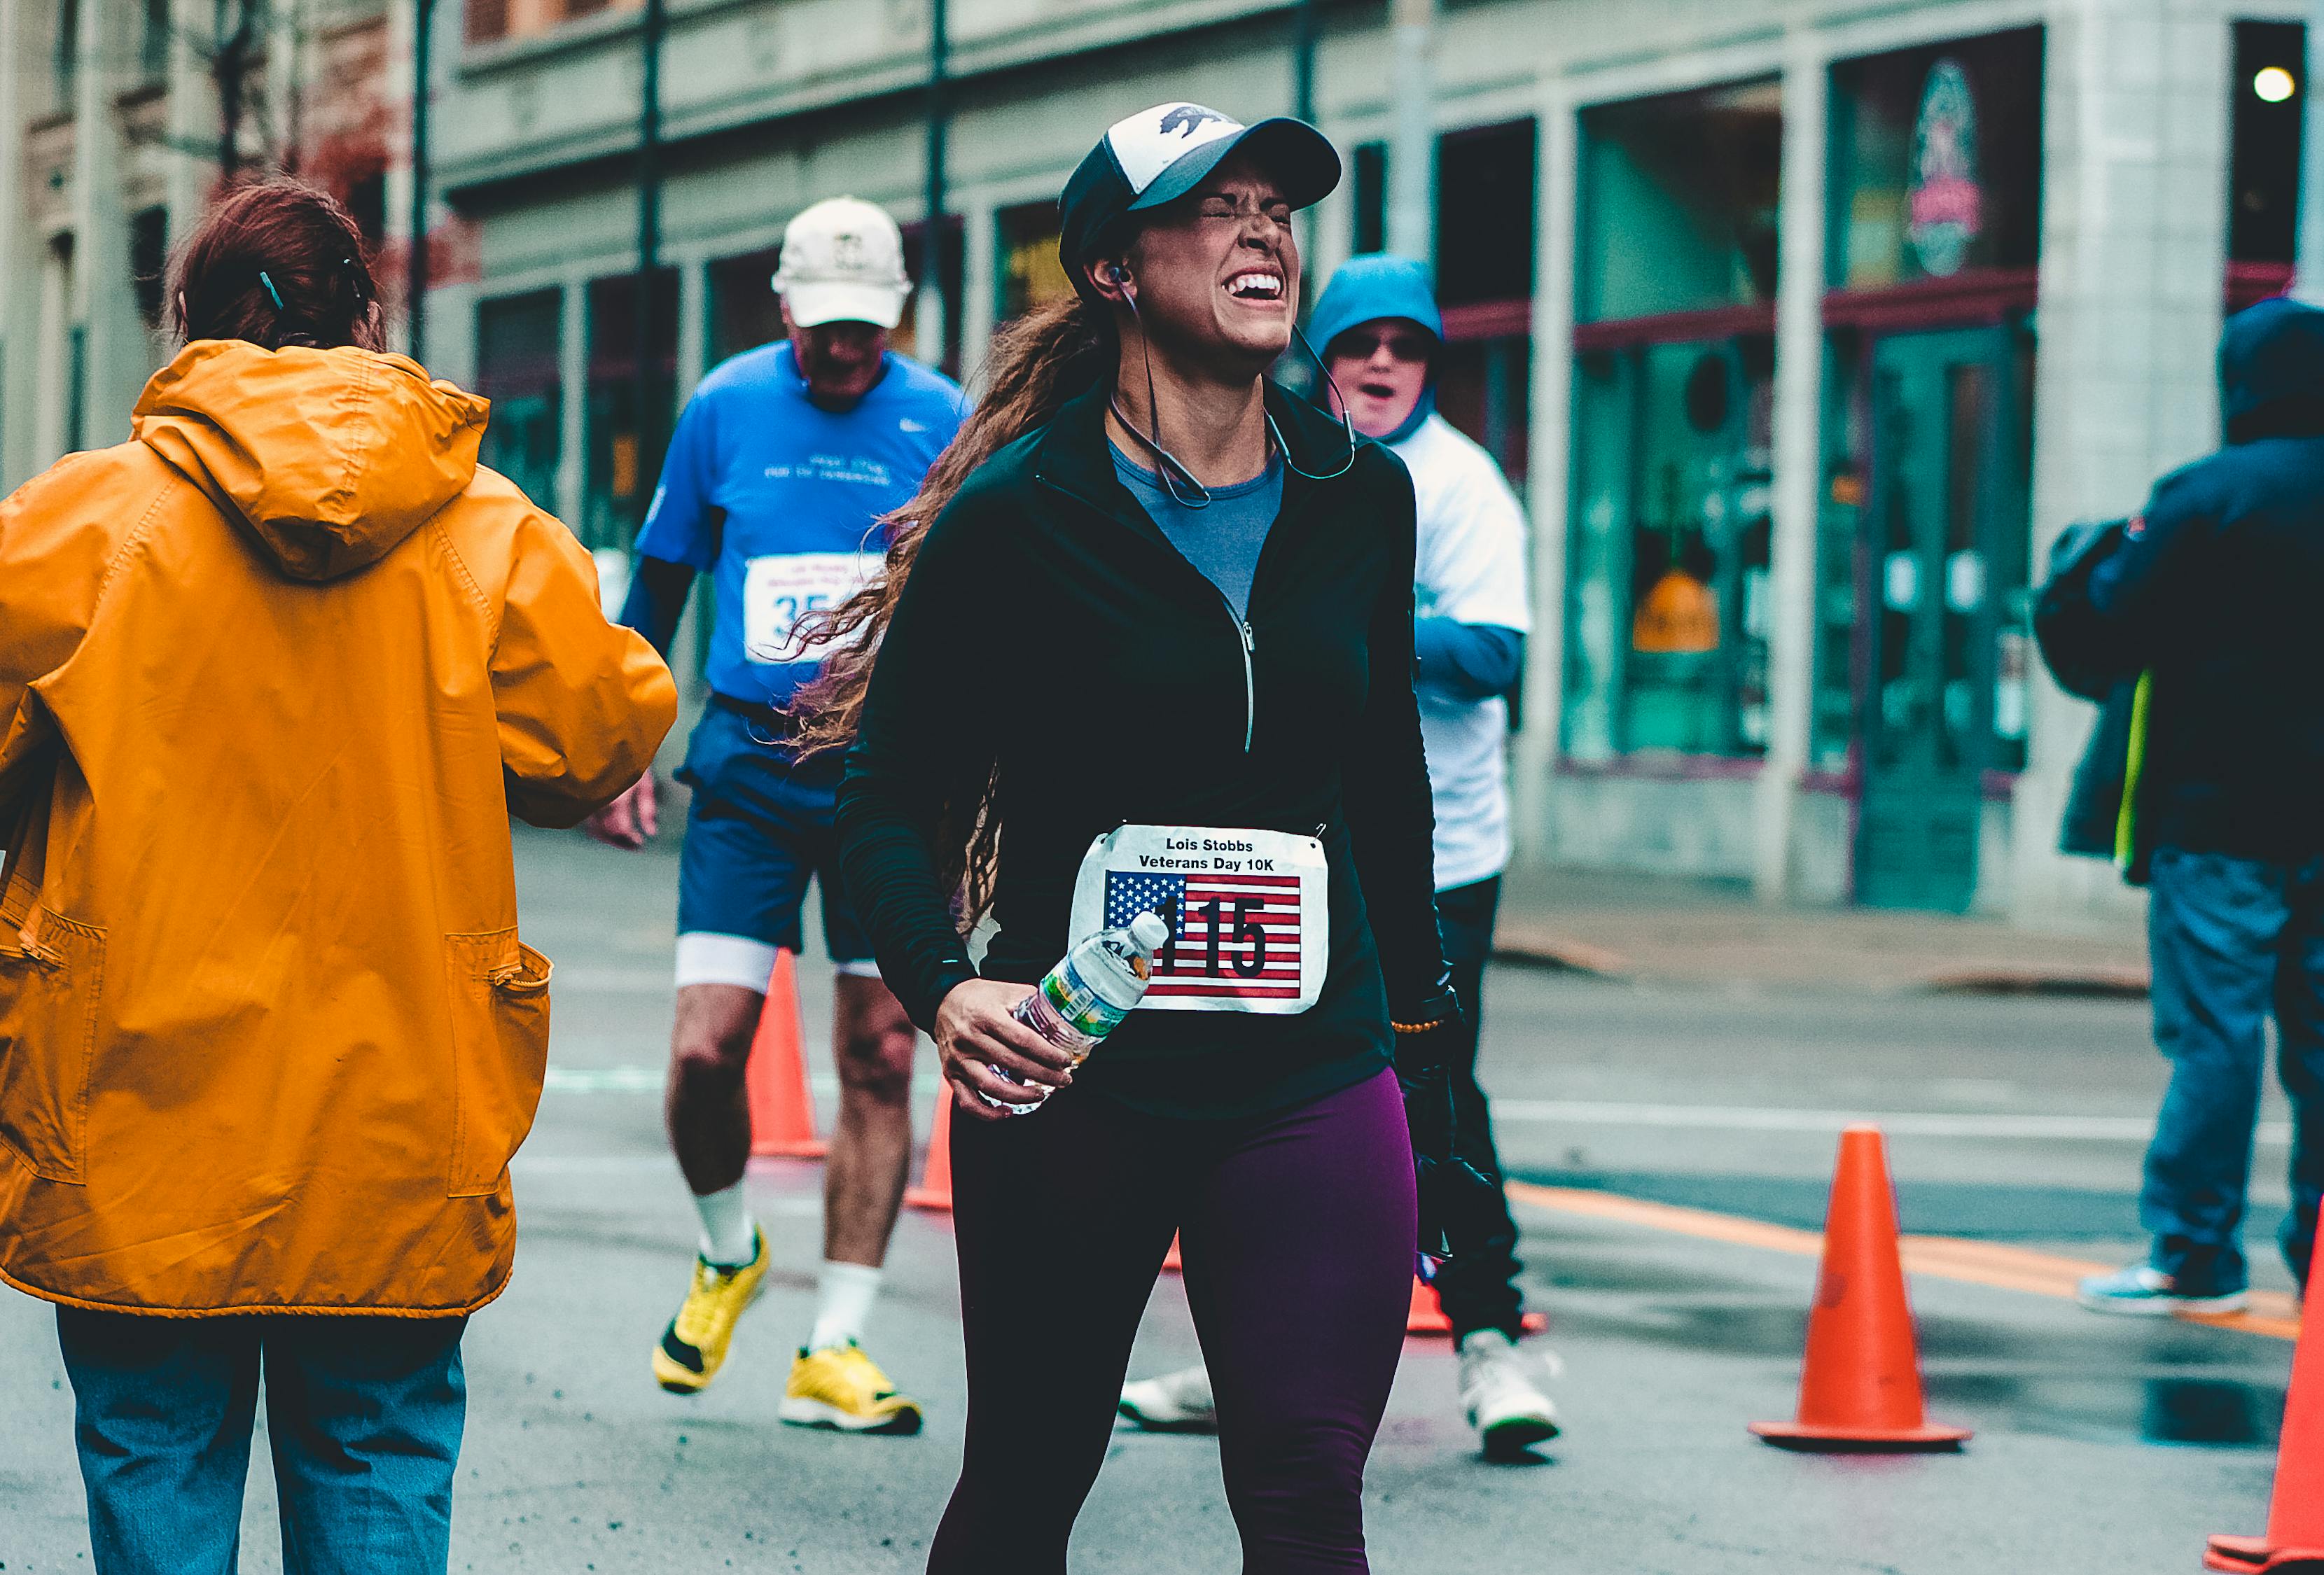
[543, 1066, 947, 1095]
[1491, 1099, 2292, 1145]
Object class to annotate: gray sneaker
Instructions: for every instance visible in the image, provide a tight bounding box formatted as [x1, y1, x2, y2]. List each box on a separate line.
[1118, 1364, 1217, 1432]
[1458, 1329, 1561, 1457]
[2075, 1262, 2248, 1317]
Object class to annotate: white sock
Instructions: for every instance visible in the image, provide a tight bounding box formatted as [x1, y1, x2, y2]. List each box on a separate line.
[693, 1182, 757, 1268]
[807, 1260, 882, 1352]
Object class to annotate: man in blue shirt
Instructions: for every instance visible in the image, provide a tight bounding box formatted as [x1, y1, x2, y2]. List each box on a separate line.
[584, 197, 966, 1429]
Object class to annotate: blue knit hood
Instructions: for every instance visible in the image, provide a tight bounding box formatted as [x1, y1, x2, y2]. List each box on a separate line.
[1307, 253, 1442, 444]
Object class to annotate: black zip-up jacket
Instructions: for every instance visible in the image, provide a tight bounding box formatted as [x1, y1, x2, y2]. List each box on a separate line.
[835, 378, 1447, 1119]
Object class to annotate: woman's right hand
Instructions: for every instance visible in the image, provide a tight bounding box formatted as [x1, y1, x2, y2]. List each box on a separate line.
[934, 979, 1080, 1121]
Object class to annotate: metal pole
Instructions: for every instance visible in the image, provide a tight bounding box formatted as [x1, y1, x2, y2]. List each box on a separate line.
[1385, 0, 1434, 262]
[407, 0, 434, 360]
[632, 0, 665, 533]
[2297, 2, 2324, 303]
[1293, 0, 1316, 123]
[920, 0, 947, 371]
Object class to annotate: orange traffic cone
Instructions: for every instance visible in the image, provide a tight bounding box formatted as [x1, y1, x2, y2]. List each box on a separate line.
[746, 950, 827, 1158]
[1751, 1124, 1970, 1451]
[1407, 1276, 1454, 1333]
[2206, 1238, 2324, 1572]
[1402, 1274, 1547, 1337]
[905, 1086, 954, 1211]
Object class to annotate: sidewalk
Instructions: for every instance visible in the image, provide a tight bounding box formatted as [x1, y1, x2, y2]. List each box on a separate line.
[1494, 867, 2150, 995]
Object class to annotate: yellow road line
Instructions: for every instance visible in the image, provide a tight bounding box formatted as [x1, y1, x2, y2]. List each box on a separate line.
[1505, 1181, 2301, 1341]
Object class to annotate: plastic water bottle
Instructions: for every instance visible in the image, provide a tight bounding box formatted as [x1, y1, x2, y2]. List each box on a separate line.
[982, 911, 1171, 1114]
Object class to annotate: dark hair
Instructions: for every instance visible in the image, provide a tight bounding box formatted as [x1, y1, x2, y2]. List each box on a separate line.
[168, 179, 387, 353]
[788, 292, 1117, 925]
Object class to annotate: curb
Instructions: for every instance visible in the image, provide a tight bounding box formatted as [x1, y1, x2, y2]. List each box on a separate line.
[1491, 928, 1634, 979]
[1921, 965, 2150, 1000]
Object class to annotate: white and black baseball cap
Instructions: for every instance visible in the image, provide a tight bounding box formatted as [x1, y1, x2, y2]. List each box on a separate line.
[1058, 103, 1340, 298]
[772, 196, 911, 329]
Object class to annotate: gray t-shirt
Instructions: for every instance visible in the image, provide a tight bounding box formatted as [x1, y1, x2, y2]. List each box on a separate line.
[1111, 440, 1283, 620]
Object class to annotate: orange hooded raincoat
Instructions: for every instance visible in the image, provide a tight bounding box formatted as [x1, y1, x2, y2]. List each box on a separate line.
[0, 341, 676, 1316]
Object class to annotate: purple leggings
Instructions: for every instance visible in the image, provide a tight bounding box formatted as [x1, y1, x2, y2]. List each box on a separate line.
[928, 1065, 1416, 1574]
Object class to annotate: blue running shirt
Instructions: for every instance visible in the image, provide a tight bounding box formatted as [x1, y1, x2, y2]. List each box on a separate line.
[635, 342, 966, 707]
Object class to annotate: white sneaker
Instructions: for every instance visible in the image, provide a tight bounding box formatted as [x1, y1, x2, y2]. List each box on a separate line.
[1458, 1329, 1561, 1457]
[1118, 1363, 1217, 1432]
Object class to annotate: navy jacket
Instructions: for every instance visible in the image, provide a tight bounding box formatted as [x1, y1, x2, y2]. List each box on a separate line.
[2038, 298, 2324, 862]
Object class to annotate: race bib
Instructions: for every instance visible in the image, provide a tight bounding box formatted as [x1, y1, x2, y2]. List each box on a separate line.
[1069, 825, 1327, 1014]
[742, 552, 884, 664]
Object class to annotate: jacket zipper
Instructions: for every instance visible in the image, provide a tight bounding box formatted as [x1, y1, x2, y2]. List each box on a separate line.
[1036, 471, 1266, 757]
[1227, 601, 1255, 755]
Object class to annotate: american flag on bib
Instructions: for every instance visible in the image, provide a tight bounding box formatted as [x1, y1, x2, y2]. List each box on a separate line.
[1106, 869, 1304, 1002]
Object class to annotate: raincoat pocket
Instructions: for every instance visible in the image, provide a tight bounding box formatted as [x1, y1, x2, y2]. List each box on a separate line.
[444, 929, 552, 1198]
[0, 883, 105, 1185]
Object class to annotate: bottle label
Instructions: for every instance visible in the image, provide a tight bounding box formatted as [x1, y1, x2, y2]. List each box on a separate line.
[1041, 958, 1130, 1043]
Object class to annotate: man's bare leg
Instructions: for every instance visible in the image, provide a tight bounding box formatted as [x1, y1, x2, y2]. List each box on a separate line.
[650, 981, 772, 1395]
[665, 982, 765, 1206]
[805, 972, 919, 1354]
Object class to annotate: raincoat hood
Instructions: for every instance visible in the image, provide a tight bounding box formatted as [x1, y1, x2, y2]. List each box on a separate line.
[134, 340, 489, 581]
[1307, 253, 1442, 444]
[2220, 296, 2324, 445]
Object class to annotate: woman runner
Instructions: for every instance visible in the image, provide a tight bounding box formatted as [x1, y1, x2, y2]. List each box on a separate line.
[800, 104, 1494, 1572]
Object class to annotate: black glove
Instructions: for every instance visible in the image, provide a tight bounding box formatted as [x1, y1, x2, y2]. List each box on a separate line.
[1392, 993, 1503, 1263]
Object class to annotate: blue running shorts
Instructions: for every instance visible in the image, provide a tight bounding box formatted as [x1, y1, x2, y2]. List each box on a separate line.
[672, 704, 879, 990]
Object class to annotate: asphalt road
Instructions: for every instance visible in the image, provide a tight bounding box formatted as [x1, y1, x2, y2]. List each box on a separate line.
[0, 827, 2299, 1572]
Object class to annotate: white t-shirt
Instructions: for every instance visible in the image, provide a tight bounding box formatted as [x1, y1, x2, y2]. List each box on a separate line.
[1390, 414, 1533, 892]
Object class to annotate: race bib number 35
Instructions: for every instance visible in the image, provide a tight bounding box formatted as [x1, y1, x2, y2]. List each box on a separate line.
[1069, 825, 1327, 1015]
[742, 552, 884, 664]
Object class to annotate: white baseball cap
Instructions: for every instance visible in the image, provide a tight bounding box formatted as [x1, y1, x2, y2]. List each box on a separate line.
[772, 196, 911, 329]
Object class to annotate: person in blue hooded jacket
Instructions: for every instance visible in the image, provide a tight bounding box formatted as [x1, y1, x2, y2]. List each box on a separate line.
[1119, 254, 1559, 1455]
[2041, 295, 2324, 1313]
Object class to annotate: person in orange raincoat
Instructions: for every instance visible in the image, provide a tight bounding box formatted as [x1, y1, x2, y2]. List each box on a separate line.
[0, 182, 675, 1574]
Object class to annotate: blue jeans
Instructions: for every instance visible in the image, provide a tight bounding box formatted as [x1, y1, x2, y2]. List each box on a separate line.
[56, 1308, 466, 1574]
[2141, 847, 2324, 1290]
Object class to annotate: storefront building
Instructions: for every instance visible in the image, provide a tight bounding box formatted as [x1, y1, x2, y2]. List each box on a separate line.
[424, 0, 2306, 919]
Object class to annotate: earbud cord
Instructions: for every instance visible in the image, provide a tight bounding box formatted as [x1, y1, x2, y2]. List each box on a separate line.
[1105, 287, 1361, 504]
[1108, 290, 1213, 510]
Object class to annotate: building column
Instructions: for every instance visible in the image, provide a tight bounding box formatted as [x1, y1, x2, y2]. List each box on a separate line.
[675, 251, 707, 402]
[1755, 31, 1830, 902]
[959, 197, 995, 377]
[556, 270, 587, 528]
[2015, 0, 2229, 921]
[1510, 85, 1576, 872]
[0, 0, 26, 486]
[72, 0, 142, 450]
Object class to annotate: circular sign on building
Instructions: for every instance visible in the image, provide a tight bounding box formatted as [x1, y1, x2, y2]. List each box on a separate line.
[1908, 58, 1983, 277]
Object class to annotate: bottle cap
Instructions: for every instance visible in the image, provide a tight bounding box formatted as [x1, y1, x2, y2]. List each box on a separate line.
[1128, 911, 1171, 955]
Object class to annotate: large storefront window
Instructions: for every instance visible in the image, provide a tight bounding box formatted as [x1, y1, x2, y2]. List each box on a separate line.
[475, 289, 562, 514]
[582, 268, 677, 552]
[997, 202, 1073, 324]
[1564, 80, 1781, 763]
[1436, 120, 1535, 486]
[2230, 21, 2303, 306]
[1828, 29, 2042, 290]
[708, 246, 784, 370]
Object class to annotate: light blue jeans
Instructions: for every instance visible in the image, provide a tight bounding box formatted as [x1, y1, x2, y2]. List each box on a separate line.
[56, 1308, 466, 1574]
[2141, 847, 2324, 1290]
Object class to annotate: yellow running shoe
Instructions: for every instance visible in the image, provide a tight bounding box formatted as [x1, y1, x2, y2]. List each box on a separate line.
[779, 1341, 924, 1434]
[651, 1229, 768, 1395]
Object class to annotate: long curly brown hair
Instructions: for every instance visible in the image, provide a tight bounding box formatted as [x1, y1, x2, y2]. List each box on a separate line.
[788, 291, 1117, 925]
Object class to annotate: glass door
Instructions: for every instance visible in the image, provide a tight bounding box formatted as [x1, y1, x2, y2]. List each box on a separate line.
[1854, 323, 2025, 911]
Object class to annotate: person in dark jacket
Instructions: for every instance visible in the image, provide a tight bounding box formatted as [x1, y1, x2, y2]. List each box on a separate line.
[794, 102, 1490, 1572]
[2041, 296, 2324, 1313]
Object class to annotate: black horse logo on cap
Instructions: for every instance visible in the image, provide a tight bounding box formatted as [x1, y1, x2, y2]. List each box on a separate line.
[1159, 105, 1229, 139]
